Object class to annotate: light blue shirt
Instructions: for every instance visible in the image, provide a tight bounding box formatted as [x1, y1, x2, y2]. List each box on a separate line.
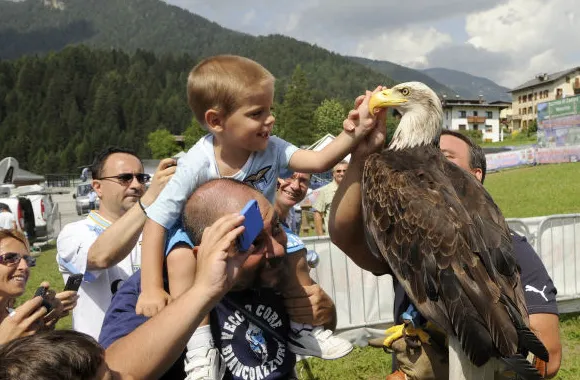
[147, 134, 300, 229]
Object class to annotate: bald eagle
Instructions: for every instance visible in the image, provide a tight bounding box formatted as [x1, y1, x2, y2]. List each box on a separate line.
[363, 82, 548, 378]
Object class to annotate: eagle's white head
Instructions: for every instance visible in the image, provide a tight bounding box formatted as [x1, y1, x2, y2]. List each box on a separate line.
[369, 82, 443, 151]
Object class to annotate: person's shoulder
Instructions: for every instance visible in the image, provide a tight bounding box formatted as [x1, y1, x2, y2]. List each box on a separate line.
[511, 231, 538, 260]
[58, 217, 94, 238]
[318, 182, 335, 196]
[182, 134, 213, 161]
[510, 230, 550, 278]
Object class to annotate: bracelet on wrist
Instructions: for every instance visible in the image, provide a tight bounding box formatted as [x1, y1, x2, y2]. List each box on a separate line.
[138, 199, 148, 214]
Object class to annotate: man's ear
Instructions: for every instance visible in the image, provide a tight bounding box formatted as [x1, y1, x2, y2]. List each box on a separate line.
[205, 109, 224, 134]
[91, 179, 102, 199]
[471, 168, 483, 183]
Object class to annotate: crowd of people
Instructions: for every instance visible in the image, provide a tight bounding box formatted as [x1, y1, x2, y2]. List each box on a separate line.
[0, 54, 561, 380]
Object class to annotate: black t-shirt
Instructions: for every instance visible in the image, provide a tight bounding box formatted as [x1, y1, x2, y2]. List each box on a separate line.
[210, 288, 296, 380]
[390, 232, 558, 370]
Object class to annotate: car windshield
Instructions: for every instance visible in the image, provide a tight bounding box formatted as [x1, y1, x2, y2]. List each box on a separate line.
[77, 184, 92, 196]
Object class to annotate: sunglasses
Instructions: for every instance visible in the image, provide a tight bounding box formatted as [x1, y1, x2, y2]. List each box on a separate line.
[98, 173, 151, 185]
[0, 252, 36, 267]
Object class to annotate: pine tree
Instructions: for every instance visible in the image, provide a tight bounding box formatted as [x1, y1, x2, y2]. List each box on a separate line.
[275, 65, 316, 147]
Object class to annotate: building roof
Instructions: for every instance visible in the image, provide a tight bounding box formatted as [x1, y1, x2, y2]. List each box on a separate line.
[441, 99, 508, 109]
[14, 168, 45, 185]
[509, 67, 580, 93]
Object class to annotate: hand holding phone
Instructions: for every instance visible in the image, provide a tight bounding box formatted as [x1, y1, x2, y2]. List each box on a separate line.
[64, 273, 83, 292]
[237, 200, 264, 252]
[34, 286, 53, 313]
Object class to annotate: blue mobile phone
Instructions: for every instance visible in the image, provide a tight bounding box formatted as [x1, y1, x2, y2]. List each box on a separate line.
[237, 199, 263, 252]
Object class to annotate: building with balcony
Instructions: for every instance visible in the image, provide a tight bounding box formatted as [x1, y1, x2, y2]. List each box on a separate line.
[441, 97, 510, 142]
[509, 67, 580, 130]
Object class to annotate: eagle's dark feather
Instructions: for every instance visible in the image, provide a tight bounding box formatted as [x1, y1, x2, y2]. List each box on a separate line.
[362, 145, 548, 369]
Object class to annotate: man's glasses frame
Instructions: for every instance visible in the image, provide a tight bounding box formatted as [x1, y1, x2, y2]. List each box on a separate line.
[0, 252, 36, 267]
[97, 173, 151, 185]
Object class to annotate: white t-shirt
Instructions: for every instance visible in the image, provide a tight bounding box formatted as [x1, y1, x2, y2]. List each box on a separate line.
[0, 212, 15, 229]
[56, 211, 141, 340]
[147, 134, 299, 229]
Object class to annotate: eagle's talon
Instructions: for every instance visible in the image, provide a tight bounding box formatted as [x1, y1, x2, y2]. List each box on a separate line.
[405, 326, 431, 345]
[383, 324, 406, 348]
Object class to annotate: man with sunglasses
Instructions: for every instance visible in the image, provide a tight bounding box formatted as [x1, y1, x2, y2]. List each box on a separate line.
[312, 161, 348, 236]
[57, 147, 176, 340]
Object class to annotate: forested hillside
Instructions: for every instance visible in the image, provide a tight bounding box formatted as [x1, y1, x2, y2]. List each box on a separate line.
[1, 46, 396, 173]
[0, 0, 401, 173]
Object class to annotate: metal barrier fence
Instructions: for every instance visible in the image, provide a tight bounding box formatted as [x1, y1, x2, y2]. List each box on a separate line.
[536, 214, 580, 313]
[300, 214, 580, 335]
[507, 218, 535, 246]
[302, 236, 395, 331]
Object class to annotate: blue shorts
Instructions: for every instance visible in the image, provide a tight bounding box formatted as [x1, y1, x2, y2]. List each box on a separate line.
[283, 224, 305, 255]
[165, 222, 194, 255]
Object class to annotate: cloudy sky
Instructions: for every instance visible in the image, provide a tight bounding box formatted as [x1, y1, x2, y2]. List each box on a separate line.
[164, 0, 578, 88]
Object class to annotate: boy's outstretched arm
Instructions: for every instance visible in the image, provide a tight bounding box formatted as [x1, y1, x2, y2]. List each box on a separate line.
[288, 88, 381, 173]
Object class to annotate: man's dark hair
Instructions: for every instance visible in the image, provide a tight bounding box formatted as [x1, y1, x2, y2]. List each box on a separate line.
[0, 203, 10, 212]
[441, 130, 487, 183]
[90, 147, 141, 179]
[0, 330, 104, 380]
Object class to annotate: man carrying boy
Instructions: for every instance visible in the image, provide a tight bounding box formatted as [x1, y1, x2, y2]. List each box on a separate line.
[137, 55, 373, 379]
[99, 179, 340, 379]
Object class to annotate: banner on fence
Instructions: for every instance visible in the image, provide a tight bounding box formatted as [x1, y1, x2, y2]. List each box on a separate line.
[537, 95, 580, 147]
[486, 148, 536, 171]
[486, 144, 580, 171]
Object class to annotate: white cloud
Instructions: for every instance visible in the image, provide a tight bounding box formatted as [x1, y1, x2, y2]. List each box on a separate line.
[464, 0, 579, 86]
[163, 0, 580, 89]
[356, 27, 452, 68]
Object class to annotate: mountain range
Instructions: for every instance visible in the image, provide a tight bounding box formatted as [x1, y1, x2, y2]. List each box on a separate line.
[0, 0, 512, 102]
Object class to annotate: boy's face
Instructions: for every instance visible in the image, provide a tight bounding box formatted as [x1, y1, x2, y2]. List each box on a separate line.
[220, 80, 275, 152]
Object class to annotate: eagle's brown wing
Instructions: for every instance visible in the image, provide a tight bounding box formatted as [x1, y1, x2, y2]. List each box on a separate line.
[443, 160, 528, 321]
[362, 146, 543, 366]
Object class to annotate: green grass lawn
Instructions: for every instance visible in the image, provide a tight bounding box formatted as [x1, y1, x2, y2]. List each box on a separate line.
[485, 162, 580, 218]
[16, 243, 72, 330]
[480, 133, 537, 148]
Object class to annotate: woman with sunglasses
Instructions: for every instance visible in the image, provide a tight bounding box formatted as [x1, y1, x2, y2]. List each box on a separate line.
[0, 229, 77, 345]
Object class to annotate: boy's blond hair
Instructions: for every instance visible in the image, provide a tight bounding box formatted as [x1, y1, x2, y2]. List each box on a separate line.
[187, 55, 275, 126]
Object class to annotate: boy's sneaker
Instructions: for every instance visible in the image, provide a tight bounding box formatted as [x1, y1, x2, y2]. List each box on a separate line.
[184, 346, 225, 380]
[288, 326, 353, 360]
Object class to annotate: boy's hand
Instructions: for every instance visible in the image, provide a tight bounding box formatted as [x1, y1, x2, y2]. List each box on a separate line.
[343, 86, 386, 139]
[284, 284, 335, 329]
[136, 289, 173, 317]
[344, 88, 388, 159]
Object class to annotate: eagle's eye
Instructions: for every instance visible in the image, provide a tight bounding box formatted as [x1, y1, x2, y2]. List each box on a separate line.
[401, 88, 410, 96]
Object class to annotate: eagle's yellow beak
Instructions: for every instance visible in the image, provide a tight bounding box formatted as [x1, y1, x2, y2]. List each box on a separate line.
[368, 89, 408, 115]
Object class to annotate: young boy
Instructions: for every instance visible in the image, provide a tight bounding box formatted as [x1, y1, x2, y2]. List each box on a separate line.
[137, 55, 374, 379]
